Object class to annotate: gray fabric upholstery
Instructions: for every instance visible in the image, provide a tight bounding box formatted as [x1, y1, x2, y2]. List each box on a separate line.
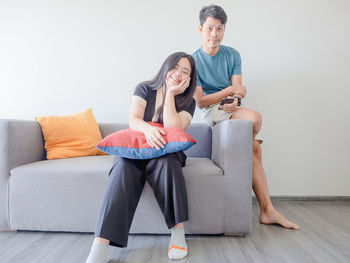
[0, 119, 252, 235]
[184, 123, 212, 159]
[98, 123, 128, 139]
[212, 120, 253, 233]
[9, 156, 114, 232]
[0, 120, 45, 229]
[9, 157, 224, 234]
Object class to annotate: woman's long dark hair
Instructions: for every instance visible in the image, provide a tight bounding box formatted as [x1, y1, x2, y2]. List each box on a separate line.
[136, 52, 197, 123]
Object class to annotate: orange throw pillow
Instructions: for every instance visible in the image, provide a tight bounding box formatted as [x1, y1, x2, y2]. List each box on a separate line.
[35, 108, 106, 160]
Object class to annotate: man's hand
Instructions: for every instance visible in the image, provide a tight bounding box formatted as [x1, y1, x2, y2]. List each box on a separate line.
[229, 85, 246, 98]
[167, 78, 191, 96]
[219, 96, 240, 113]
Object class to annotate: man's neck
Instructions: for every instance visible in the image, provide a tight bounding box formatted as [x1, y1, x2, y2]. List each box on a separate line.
[202, 45, 220, 56]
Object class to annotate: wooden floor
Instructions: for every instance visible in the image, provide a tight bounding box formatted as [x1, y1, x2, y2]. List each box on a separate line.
[1, 201, 349, 263]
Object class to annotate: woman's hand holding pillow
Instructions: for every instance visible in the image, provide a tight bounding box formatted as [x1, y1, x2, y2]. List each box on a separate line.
[144, 125, 167, 150]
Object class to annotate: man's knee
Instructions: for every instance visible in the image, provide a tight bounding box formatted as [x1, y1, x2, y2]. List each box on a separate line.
[231, 108, 262, 127]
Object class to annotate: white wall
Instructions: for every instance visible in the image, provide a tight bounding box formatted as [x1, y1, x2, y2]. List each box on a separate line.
[1, 0, 349, 196]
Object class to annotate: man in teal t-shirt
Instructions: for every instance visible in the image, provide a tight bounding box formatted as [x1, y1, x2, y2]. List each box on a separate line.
[193, 45, 242, 97]
[192, 5, 299, 230]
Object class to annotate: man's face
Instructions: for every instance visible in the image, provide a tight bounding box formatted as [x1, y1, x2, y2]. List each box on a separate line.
[199, 17, 225, 50]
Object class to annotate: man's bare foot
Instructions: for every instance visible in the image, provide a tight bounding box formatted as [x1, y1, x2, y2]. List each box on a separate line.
[259, 206, 300, 230]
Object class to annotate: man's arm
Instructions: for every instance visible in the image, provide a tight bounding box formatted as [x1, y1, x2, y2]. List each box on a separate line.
[194, 75, 246, 109]
[194, 85, 234, 109]
[230, 75, 246, 99]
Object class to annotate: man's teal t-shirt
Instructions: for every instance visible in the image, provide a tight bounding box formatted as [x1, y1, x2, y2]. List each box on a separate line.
[192, 45, 242, 96]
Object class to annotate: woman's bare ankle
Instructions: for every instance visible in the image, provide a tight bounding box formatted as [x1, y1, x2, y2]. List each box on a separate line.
[172, 222, 184, 229]
[93, 237, 110, 246]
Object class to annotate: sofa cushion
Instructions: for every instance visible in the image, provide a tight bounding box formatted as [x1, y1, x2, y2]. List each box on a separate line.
[96, 122, 196, 159]
[98, 123, 212, 159]
[35, 108, 106, 160]
[9, 156, 224, 233]
[9, 156, 222, 179]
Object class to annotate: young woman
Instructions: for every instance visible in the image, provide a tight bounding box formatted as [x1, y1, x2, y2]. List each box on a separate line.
[85, 52, 197, 263]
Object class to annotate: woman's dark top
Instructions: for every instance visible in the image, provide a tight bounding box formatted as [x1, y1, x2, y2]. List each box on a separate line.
[132, 84, 196, 124]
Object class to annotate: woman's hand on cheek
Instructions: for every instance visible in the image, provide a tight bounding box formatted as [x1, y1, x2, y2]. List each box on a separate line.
[144, 125, 167, 150]
[167, 78, 191, 96]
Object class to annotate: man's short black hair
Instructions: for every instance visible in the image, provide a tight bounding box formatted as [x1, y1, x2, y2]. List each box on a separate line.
[199, 5, 227, 26]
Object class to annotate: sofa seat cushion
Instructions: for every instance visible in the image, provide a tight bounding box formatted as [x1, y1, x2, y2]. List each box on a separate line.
[183, 157, 223, 177]
[10, 155, 115, 179]
[9, 155, 224, 233]
[10, 156, 223, 179]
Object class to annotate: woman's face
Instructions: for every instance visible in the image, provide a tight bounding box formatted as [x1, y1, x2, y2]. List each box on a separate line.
[165, 57, 192, 86]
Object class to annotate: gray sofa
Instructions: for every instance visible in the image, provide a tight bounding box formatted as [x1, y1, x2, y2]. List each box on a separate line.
[0, 119, 252, 235]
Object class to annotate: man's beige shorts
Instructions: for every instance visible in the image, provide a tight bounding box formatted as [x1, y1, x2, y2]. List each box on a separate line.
[201, 102, 263, 144]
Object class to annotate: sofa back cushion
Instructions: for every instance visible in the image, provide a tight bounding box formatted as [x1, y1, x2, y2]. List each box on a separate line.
[184, 123, 212, 159]
[35, 109, 106, 160]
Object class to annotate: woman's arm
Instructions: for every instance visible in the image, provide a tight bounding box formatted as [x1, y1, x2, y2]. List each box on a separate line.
[163, 79, 192, 130]
[129, 99, 166, 150]
[128, 99, 151, 133]
[163, 91, 191, 130]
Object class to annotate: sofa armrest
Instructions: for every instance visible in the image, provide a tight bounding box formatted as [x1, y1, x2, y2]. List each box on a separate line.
[0, 119, 45, 229]
[212, 120, 253, 234]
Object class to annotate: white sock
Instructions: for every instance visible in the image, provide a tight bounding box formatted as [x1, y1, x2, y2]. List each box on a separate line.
[168, 228, 188, 260]
[85, 242, 109, 263]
